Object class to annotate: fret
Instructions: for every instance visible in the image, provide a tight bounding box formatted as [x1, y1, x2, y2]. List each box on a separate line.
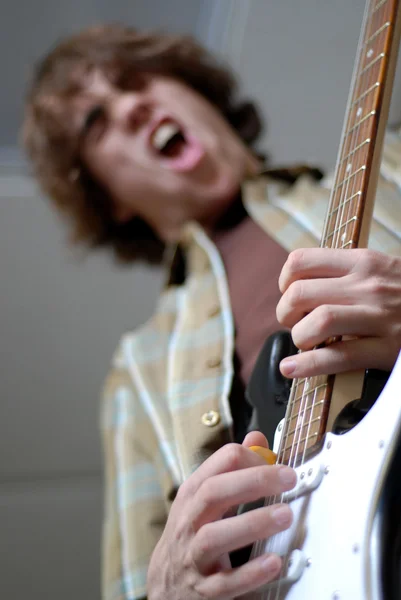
[287, 399, 325, 422]
[338, 152, 370, 184]
[341, 138, 371, 163]
[324, 216, 359, 241]
[291, 378, 328, 402]
[333, 165, 366, 191]
[326, 216, 359, 248]
[341, 240, 355, 248]
[373, 0, 388, 13]
[365, 20, 391, 45]
[286, 416, 321, 439]
[350, 94, 377, 121]
[292, 381, 327, 399]
[342, 126, 374, 161]
[293, 377, 307, 386]
[347, 110, 376, 135]
[292, 385, 327, 405]
[355, 69, 384, 106]
[282, 431, 318, 454]
[327, 191, 362, 218]
[360, 52, 386, 76]
[352, 82, 380, 106]
[275, 0, 401, 470]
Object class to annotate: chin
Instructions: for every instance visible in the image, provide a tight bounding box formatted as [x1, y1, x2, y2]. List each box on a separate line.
[214, 167, 243, 202]
[198, 170, 242, 222]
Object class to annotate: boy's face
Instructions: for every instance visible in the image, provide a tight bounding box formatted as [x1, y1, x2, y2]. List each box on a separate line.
[72, 70, 258, 241]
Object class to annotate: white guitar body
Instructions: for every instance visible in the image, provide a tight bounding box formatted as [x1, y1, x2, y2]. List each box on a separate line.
[246, 352, 401, 600]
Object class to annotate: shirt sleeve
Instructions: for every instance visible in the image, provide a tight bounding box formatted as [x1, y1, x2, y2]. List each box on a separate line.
[100, 347, 169, 600]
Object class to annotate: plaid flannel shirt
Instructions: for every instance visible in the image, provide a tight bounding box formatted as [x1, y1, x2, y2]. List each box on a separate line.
[101, 131, 401, 600]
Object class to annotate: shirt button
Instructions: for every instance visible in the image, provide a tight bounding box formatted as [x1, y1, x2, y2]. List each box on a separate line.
[201, 410, 221, 427]
[207, 358, 222, 369]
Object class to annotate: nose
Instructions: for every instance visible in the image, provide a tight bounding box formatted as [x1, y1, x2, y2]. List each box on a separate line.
[111, 92, 151, 131]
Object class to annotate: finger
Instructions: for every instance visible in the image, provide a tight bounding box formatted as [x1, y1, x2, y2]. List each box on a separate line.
[279, 248, 360, 293]
[181, 443, 270, 497]
[197, 552, 282, 599]
[280, 337, 398, 378]
[291, 304, 382, 350]
[190, 464, 297, 528]
[276, 277, 354, 328]
[242, 431, 269, 449]
[193, 503, 293, 572]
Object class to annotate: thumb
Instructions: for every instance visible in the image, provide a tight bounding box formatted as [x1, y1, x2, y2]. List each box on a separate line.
[242, 430, 269, 449]
[243, 431, 277, 465]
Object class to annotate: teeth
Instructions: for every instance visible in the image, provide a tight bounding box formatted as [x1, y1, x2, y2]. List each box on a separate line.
[152, 122, 181, 151]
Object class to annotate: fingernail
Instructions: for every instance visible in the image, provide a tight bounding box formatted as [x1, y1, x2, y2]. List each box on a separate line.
[262, 554, 281, 574]
[272, 505, 292, 526]
[280, 359, 296, 376]
[278, 466, 297, 486]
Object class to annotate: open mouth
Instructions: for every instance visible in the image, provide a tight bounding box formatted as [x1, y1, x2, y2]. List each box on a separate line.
[149, 118, 205, 172]
[151, 121, 186, 158]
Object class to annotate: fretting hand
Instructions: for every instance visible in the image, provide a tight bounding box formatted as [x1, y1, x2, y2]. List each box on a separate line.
[277, 248, 401, 378]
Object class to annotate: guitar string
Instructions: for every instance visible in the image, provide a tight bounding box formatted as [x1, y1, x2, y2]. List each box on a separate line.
[257, 375, 304, 597]
[268, 376, 311, 600]
[262, 2, 375, 598]
[333, 0, 377, 252]
[253, 2, 385, 598]
[277, 6, 375, 600]
[251, 375, 300, 594]
[254, 5, 392, 600]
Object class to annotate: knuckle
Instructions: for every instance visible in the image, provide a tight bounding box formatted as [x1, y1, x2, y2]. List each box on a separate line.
[192, 572, 220, 600]
[197, 478, 218, 511]
[287, 248, 305, 274]
[247, 513, 265, 539]
[305, 351, 319, 374]
[221, 443, 243, 471]
[176, 479, 193, 503]
[368, 276, 388, 299]
[254, 465, 271, 492]
[275, 298, 285, 324]
[200, 577, 226, 600]
[291, 325, 306, 349]
[359, 248, 380, 273]
[287, 280, 304, 309]
[195, 525, 215, 559]
[317, 304, 336, 332]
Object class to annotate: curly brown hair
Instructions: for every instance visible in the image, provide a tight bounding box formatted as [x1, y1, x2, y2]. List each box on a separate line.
[23, 24, 264, 264]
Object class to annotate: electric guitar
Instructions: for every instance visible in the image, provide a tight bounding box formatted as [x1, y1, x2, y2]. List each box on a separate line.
[245, 1, 401, 598]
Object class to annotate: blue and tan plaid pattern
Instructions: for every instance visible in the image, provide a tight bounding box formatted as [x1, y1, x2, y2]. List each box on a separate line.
[101, 131, 401, 600]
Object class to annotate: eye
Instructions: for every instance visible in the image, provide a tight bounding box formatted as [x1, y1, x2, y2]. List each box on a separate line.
[81, 105, 107, 142]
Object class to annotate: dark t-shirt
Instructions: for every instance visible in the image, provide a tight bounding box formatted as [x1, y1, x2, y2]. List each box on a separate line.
[212, 202, 288, 440]
[212, 203, 289, 567]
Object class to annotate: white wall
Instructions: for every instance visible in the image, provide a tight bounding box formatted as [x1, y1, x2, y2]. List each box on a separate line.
[0, 3, 204, 598]
[220, 0, 401, 171]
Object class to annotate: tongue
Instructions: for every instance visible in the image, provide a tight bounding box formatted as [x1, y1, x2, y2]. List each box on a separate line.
[160, 134, 205, 172]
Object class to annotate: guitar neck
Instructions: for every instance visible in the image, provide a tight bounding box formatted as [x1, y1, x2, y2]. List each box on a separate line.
[278, 0, 401, 466]
[323, 0, 401, 251]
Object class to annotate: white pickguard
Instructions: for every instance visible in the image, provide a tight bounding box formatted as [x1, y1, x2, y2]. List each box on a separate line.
[245, 352, 401, 600]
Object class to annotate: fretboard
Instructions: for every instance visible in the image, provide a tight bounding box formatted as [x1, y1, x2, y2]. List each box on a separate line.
[278, 0, 401, 466]
[322, 0, 400, 251]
